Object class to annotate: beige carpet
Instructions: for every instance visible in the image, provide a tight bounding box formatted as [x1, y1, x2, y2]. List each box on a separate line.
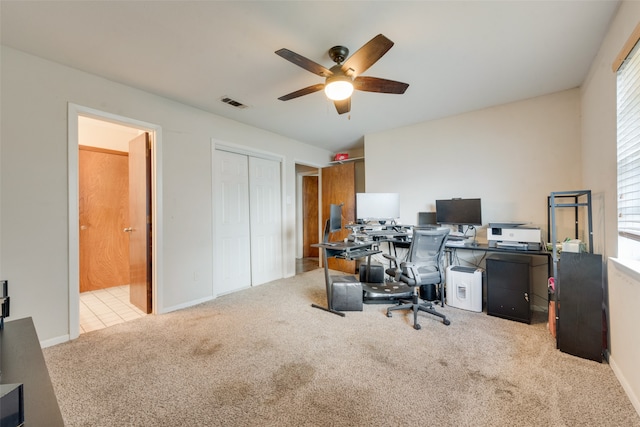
[44, 269, 640, 426]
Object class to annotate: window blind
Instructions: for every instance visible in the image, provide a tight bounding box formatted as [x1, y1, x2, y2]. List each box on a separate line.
[617, 40, 640, 241]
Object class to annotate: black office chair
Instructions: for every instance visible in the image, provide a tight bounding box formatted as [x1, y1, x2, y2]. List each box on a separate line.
[384, 227, 451, 330]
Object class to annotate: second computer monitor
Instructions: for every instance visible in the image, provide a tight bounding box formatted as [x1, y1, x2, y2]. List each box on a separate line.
[417, 211, 438, 226]
[356, 193, 400, 223]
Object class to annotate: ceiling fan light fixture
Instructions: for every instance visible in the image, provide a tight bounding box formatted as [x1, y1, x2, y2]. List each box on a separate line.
[324, 75, 353, 101]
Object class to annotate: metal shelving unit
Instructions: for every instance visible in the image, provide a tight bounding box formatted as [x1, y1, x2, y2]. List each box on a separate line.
[548, 190, 603, 360]
[548, 190, 594, 281]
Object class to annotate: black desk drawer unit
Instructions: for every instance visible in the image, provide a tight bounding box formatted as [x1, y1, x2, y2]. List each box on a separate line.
[486, 254, 532, 323]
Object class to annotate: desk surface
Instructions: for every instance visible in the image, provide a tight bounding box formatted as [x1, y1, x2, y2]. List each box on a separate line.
[0, 317, 64, 426]
[446, 242, 550, 257]
[313, 241, 374, 251]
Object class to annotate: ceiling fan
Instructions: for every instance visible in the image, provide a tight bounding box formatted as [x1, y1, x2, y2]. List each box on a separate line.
[275, 34, 409, 115]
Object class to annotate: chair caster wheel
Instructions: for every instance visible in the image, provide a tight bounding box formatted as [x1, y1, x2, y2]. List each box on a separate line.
[443, 319, 451, 326]
[386, 312, 392, 318]
[414, 323, 421, 330]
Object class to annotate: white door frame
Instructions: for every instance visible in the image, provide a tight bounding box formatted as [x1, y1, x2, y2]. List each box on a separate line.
[68, 103, 163, 340]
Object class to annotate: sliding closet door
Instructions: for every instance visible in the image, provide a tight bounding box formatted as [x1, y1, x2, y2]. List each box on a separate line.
[214, 150, 251, 294]
[214, 149, 283, 294]
[249, 157, 282, 285]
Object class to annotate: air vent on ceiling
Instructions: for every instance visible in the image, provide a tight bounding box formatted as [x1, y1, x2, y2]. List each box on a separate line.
[220, 96, 248, 109]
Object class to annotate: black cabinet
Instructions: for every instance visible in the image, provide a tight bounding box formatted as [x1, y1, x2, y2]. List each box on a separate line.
[0, 318, 64, 426]
[557, 252, 603, 362]
[486, 254, 532, 323]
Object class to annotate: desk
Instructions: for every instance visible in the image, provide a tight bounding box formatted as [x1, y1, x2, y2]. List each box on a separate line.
[0, 317, 64, 426]
[312, 241, 381, 316]
[445, 242, 552, 277]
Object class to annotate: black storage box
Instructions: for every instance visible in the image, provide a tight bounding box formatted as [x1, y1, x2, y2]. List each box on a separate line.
[359, 264, 384, 283]
[331, 275, 363, 311]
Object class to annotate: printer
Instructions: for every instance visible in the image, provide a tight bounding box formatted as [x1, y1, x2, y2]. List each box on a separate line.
[487, 222, 542, 251]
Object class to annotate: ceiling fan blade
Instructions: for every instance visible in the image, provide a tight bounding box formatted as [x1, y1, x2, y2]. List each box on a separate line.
[278, 83, 325, 101]
[353, 76, 409, 94]
[341, 34, 394, 76]
[275, 48, 333, 77]
[334, 98, 351, 115]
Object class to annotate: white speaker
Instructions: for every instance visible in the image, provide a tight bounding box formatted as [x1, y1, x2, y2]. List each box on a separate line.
[446, 266, 483, 312]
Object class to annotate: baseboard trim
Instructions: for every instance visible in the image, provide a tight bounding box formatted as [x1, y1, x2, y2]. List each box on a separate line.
[160, 295, 216, 314]
[40, 334, 70, 349]
[610, 354, 640, 417]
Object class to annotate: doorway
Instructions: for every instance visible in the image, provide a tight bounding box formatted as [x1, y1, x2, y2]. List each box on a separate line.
[68, 104, 162, 340]
[296, 164, 321, 275]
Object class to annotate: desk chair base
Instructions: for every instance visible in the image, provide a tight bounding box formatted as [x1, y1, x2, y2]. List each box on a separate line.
[386, 294, 450, 330]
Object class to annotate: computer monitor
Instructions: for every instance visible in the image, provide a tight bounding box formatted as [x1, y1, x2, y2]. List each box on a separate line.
[435, 198, 482, 232]
[329, 203, 342, 233]
[418, 212, 438, 226]
[323, 203, 343, 243]
[356, 193, 400, 223]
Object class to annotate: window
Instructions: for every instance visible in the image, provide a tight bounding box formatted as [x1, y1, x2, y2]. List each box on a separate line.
[616, 24, 640, 258]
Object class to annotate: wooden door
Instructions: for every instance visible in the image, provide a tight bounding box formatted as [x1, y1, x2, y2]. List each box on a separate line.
[322, 162, 356, 273]
[128, 133, 152, 313]
[79, 146, 130, 292]
[303, 175, 319, 258]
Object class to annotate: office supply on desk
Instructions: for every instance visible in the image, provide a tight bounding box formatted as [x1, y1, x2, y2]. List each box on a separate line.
[487, 222, 542, 251]
[385, 227, 451, 329]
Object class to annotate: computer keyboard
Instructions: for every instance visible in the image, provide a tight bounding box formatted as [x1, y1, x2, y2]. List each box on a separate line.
[365, 229, 404, 236]
[336, 248, 381, 259]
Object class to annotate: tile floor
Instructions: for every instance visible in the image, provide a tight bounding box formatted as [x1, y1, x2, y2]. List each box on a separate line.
[80, 261, 319, 334]
[79, 285, 146, 334]
[296, 257, 320, 274]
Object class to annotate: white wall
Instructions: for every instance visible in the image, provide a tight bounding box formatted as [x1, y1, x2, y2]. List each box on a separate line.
[580, 0, 640, 416]
[0, 46, 333, 343]
[365, 89, 582, 233]
[365, 89, 582, 310]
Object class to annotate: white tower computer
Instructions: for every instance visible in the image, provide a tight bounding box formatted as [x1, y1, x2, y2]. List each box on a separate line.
[446, 266, 483, 312]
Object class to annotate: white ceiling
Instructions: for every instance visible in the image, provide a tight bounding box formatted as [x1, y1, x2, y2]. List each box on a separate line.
[0, 1, 620, 153]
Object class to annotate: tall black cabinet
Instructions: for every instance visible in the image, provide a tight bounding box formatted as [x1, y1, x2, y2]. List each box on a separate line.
[557, 252, 603, 362]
